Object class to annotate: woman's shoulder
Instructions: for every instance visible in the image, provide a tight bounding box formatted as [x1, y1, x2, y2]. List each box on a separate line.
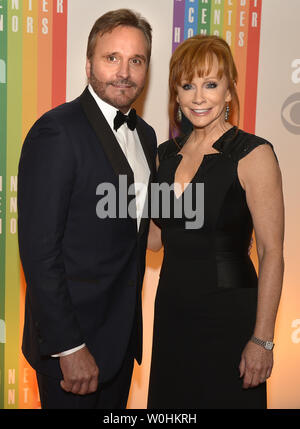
[218, 127, 276, 162]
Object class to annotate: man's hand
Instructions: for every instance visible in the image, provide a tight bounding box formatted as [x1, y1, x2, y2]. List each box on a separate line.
[59, 346, 99, 395]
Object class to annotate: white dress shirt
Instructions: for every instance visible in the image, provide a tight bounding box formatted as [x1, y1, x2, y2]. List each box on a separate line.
[88, 84, 150, 229]
[52, 85, 150, 357]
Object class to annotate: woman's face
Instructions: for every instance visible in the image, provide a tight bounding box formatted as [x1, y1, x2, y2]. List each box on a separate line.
[176, 54, 232, 131]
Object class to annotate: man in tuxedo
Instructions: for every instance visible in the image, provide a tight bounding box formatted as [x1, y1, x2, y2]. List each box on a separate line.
[18, 9, 157, 409]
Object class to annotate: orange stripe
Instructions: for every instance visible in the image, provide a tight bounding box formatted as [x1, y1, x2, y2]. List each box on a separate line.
[19, 267, 40, 409]
[244, 0, 262, 133]
[52, 0, 68, 108]
[38, 0, 53, 117]
[234, 1, 250, 130]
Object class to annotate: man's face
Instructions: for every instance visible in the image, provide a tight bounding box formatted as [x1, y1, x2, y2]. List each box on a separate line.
[86, 25, 149, 113]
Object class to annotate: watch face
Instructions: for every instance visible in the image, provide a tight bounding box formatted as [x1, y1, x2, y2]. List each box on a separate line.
[265, 341, 274, 350]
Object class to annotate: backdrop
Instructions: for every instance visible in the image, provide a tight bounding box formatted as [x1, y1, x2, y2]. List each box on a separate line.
[0, 0, 299, 409]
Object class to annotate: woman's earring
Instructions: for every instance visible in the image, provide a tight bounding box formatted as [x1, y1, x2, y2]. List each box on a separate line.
[225, 104, 230, 121]
[177, 106, 182, 122]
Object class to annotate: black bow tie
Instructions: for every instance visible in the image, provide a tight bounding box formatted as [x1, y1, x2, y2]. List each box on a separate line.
[113, 109, 137, 131]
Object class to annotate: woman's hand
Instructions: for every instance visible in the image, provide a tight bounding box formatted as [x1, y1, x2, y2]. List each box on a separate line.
[239, 341, 273, 389]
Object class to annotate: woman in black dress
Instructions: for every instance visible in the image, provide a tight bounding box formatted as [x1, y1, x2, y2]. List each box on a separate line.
[147, 35, 284, 409]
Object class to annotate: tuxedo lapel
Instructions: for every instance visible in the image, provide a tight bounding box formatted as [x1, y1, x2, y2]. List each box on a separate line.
[80, 87, 155, 237]
[80, 87, 134, 185]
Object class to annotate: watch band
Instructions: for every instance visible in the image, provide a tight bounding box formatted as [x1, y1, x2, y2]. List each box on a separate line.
[251, 335, 274, 350]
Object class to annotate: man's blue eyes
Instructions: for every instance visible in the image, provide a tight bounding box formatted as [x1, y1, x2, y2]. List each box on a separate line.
[106, 56, 143, 65]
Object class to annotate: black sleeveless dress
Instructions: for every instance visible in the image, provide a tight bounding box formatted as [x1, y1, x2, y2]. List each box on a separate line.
[147, 127, 274, 409]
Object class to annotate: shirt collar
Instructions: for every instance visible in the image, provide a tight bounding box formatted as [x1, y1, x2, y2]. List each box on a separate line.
[88, 84, 131, 132]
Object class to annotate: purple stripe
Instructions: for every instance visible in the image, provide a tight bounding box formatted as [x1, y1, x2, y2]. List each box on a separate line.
[172, 0, 186, 52]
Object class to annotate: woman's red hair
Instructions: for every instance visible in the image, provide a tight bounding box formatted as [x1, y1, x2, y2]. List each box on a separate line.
[169, 35, 239, 135]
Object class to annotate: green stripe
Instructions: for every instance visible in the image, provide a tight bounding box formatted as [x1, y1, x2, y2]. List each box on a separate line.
[210, 0, 224, 36]
[197, 0, 211, 34]
[4, 0, 23, 409]
[0, 0, 8, 410]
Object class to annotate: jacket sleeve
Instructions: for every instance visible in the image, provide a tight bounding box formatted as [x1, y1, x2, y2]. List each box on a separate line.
[18, 113, 84, 356]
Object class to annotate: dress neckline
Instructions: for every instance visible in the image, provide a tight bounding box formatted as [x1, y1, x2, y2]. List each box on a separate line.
[175, 125, 238, 156]
[172, 127, 238, 200]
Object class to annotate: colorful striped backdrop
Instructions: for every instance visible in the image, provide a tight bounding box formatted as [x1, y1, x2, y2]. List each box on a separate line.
[0, 0, 68, 409]
[0, 0, 266, 410]
[172, 0, 262, 132]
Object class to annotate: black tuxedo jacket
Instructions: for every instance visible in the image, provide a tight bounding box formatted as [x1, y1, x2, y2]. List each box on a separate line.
[18, 87, 157, 383]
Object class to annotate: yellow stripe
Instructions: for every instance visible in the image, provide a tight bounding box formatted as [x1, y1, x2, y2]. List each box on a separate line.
[223, 0, 237, 56]
[5, 0, 23, 409]
[18, 0, 40, 409]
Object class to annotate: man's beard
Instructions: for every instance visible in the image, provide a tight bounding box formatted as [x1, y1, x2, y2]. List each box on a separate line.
[89, 66, 143, 111]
